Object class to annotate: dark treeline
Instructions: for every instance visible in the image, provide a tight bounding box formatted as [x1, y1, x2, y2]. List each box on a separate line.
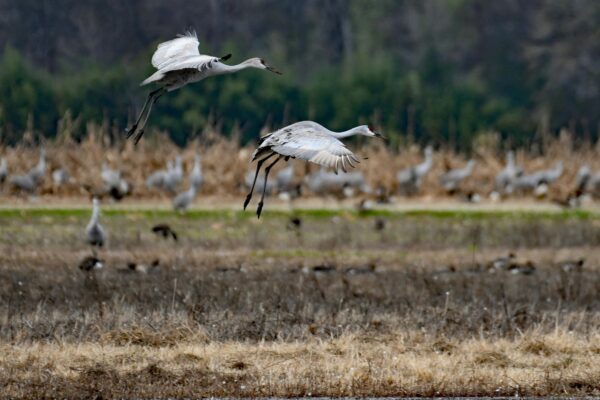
[0, 0, 599, 148]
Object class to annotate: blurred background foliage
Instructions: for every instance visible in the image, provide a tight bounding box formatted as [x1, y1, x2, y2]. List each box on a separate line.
[0, 0, 599, 149]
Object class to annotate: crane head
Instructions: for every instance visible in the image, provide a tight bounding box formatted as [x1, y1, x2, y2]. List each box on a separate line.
[361, 125, 386, 140]
[257, 58, 282, 75]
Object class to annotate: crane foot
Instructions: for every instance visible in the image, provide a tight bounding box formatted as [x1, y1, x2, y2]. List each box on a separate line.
[125, 124, 138, 139]
[243, 195, 252, 210]
[256, 202, 264, 219]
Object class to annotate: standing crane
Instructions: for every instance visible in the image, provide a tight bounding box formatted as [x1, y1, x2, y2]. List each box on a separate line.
[126, 31, 282, 143]
[173, 182, 198, 212]
[189, 153, 203, 189]
[495, 151, 523, 193]
[86, 198, 106, 251]
[397, 146, 433, 195]
[163, 156, 183, 194]
[28, 148, 46, 185]
[0, 157, 7, 184]
[245, 121, 384, 218]
[438, 160, 475, 193]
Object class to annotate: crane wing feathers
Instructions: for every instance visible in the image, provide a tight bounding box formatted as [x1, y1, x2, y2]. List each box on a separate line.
[264, 129, 359, 173]
[152, 33, 201, 69]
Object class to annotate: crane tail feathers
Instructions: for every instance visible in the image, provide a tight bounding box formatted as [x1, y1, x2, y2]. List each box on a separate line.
[220, 53, 232, 61]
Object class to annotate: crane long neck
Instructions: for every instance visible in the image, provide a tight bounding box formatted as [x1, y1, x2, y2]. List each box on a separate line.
[328, 126, 362, 139]
[91, 204, 100, 225]
[219, 60, 256, 74]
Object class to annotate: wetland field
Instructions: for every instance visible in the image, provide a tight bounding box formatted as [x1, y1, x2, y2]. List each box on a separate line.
[1, 207, 600, 397]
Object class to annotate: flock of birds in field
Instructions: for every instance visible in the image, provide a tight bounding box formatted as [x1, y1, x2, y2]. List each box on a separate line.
[78, 190, 587, 278]
[1, 146, 599, 212]
[0, 31, 594, 274]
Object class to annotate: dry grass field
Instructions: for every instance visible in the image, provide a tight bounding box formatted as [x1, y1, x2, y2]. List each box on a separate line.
[1, 207, 600, 397]
[2, 126, 600, 201]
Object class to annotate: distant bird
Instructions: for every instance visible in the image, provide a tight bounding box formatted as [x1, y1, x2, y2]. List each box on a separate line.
[8, 149, 46, 195]
[575, 165, 591, 194]
[552, 166, 589, 208]
[8, 174, 36, 194]
[189, 154, 203, 189]
[78, 255, 104, 272]
[215, 264, 245, 273]
[152, 223, 178, 241]
[52, 168, 70, 187]
[345, 263, 377, 275]
[439, 160, 475, 193]
[173, 182, 197, 212]
[397, 146, 433, 195]
[145, 161, 171, 190]
[308, 264, 337, 274]
[495, 151, 523, 193]
[101, 163, 130, 201]
[509, 261, 536, 275]
[305, 168, 369, 197]
[275, 164, 295, 193]
[245, 121, 384, 217]
[512, 162, 563, 195]
[163, 156, 183, 193]
[86, 198, 106, 249]
[126, 259, 160, 274]
[586, 169, 600, 198]
[126, 31, 282, 143]
[539, 161, 564, 184]
[287, 216, 302, 231]
[559, 258, 584, 273]
[374, 218, 386, 231]
[0, 157, 8, 183]
[28, 148, 46, 185]
[488, 253, 516, 271]
[245, 169, 275, 196]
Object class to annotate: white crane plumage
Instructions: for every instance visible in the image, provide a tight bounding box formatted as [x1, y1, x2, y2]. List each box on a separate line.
[101, 162, 130, 200]
[305, 167, 369, 197]
[189, 154, 203, 189]
[28, 148, 46, 184]
[512, 161, 563, 192]
[173, 182, 197, 212]
[397, 146, 433, 195]
[126, 31, 282, 144]
[244, 121, 384, 217]
[145, 160, 170, 190]
[439, 160, 475, 192]
[9, 174, 36, 194]
[86, 198, 106, 249]
[52, 168, 70, 187]
[495, 151, 523, 193]
[275, 164, 294, 193]
[163, 156, 183, 193]
[0, 157, 8, 184]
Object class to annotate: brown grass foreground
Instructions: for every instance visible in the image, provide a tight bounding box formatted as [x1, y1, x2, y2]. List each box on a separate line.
[2, 331, 600, 398]
[2, 211, 600, 397]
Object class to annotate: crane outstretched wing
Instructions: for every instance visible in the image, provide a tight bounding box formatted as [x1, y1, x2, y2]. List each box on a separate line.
[268, 128, 360, 173]
[152, 32, 201, 70]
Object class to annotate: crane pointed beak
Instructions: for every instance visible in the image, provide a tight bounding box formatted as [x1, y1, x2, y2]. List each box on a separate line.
[374, 132, 387, 140]
[265, 64, 282, 75]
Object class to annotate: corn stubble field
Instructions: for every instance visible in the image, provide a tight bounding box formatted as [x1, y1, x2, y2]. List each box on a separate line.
[2, 126, 600, 200]
[1, 207, 600, 398]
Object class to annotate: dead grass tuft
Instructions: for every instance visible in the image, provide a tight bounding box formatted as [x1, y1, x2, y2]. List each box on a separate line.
[519, 338, 554, 356]
[473, 350, 512, 368]
[100, 326, 208, 347]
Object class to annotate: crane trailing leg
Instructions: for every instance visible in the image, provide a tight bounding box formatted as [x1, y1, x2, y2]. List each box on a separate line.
[243, 153, 276, 210]
[256, 156, 281, 219]
[126, 87, 166, 144]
